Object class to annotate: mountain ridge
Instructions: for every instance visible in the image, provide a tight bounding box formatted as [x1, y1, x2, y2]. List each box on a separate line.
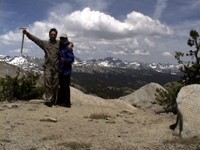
[0, 55, 181, 99]
[0, 55, 181, 75]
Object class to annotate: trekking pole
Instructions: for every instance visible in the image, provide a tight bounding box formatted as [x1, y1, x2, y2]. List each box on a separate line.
[19, 27, 27, 56]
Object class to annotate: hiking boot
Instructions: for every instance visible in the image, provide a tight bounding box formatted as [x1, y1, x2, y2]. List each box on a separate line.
[64, 104, 71, 108]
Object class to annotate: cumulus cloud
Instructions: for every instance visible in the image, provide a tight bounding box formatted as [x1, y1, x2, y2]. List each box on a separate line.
[64, 7, 172, 39]
[0, 6, 173, 62]
[125, 11, 171, 36]
[0, 31, 21, 43]
[65, 7, 126, 39]
[1, 7, 173, 41]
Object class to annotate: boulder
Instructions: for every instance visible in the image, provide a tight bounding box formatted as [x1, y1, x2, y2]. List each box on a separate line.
[173, 84, 200, 139]
[119, 82, 165, 110]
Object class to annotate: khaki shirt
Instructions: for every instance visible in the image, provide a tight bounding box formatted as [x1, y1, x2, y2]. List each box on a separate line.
[26, 33, 60, 69]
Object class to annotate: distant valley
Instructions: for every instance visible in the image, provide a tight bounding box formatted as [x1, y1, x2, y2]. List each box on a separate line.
[0, 55, 181, 99]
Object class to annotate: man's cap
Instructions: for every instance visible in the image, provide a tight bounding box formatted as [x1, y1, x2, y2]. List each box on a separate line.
[60, 33, 68, 38]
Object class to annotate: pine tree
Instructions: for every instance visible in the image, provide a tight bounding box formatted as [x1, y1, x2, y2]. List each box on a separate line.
[175, 30, 200, 85]
[155, 30, 200, 113]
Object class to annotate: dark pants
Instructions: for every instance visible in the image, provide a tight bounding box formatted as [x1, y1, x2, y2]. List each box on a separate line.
[58, 74, 71, 106]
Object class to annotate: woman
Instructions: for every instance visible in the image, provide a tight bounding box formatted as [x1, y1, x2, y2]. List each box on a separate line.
[57, 41, 74, 107]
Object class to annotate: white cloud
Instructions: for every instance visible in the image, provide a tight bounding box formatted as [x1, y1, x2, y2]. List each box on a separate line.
[132, 50, 150, 56]
[1, 7, 172, 41]
[74, 0, 109, 11]
[162, 51, 172, 56]
[111, 50, 128, 56]
[144, 38, 155, 47]
[63, 7, 173, 39]
[0, 31, 21, 43]
[66, 7, 126, 38]
[126, 11, 172, 36]
[0, 6, 175, 63]
[153, 0, 168, 19]
[12, 47, 30, 53]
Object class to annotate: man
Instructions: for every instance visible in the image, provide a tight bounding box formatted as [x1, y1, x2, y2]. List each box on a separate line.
[23, 28, 60, 107]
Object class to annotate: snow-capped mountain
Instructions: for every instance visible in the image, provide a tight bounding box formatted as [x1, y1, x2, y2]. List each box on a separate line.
[0, 55, 181, 75]
[0, 54, 44, 72]
[0, 55, 12, 62]
[74, 57, 181, 75]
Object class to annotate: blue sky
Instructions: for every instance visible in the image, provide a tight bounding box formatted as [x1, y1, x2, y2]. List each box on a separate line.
[0, 0, 200, 64]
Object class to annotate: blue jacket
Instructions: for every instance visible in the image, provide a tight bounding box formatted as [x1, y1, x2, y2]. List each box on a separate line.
[59, 47, 74, 76]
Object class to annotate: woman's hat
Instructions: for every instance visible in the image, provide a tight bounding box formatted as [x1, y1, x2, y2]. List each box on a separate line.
[60, 33, 68, 38]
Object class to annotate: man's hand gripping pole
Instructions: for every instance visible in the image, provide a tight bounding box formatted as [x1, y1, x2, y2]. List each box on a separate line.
[19, 27, 27, 55]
